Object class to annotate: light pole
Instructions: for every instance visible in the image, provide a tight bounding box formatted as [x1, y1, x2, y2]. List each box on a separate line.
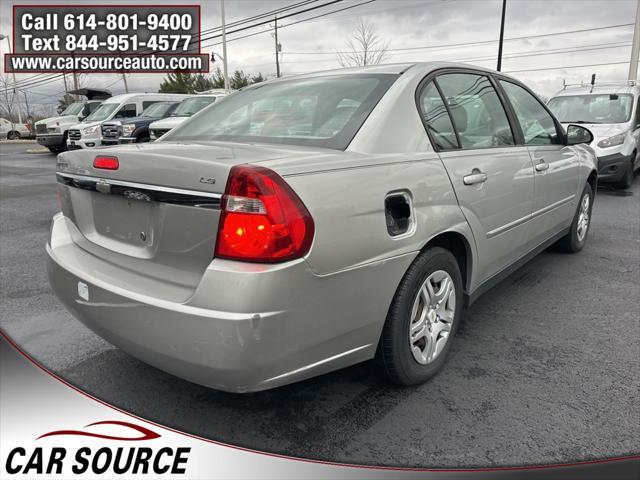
[274, 16, 281, 78]
[0, 33, 23, 124]
[211, 52, 227, 88]
[220, 0, 230, 92]
[496, 0, 507, 72]
[629, 0, 640, 81]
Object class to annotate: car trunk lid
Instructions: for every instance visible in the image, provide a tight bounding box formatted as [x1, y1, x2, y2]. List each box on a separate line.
[55, 142, 299, 300]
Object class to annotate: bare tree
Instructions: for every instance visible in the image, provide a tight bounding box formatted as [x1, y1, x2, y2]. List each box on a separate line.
[337, 19, 389, 67]
[0, 73, 19, 121]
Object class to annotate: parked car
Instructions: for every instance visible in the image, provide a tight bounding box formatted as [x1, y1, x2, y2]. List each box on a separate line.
[0, 118, 31, 140]
[67, 93, 188, 149]
[48, 63, 597, 392]
[101, 101, 180, 145]
[35, 88, 111, 153]
[548, 81, 639, 189]
[149, 92, 227, 140]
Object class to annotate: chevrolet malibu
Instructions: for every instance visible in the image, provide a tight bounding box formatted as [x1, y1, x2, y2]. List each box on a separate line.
[48, 63, 598, 392]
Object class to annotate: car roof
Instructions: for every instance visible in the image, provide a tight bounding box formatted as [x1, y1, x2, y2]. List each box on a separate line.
[268, 61, 521, 83]
[186, 94, 223, 98]
[550, 84, 639, 98]
[102, 93, 188, 103]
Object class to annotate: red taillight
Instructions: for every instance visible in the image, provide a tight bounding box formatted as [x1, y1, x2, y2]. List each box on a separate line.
[215, 165, 314, 263]
[93, 156, 119, 170]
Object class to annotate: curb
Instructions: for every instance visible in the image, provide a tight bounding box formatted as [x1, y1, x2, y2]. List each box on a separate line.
[26, 147, 50, 153]
[0, 139, 37, 145]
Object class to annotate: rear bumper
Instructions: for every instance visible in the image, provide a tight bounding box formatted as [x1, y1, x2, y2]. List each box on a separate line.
[47, 214, 412, 392]
[597, 152, 632, 183]
[37, 134, 65, 147]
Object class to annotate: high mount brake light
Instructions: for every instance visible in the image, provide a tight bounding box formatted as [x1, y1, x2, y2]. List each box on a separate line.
[215, 165, 314, 263]
[93, 156, 119, 170]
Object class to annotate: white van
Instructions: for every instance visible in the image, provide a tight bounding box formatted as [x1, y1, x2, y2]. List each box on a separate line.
[67, 93, 189, 149]
[548, 81, 639, 189]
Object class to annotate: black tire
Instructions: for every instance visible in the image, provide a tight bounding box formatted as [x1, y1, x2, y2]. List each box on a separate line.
[555, 183, 593, 253]
[59, 132, 68, 153]
[136, 136, 150, 143]
[47, 147, 61, 154]
[7, 131, 19, 140]
[376, 247, 463, 386]
[615, 154, 635, 190]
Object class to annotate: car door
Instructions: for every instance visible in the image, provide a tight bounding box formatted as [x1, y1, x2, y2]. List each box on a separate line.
[418, 72, 535, 283]
[499, 79, 579, 247]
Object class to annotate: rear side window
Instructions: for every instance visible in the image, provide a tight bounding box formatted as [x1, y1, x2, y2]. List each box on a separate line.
[500, 81, 561, 145]
[436, 73, 515, 149]
[115, 103, 137, 118]
[418, 81, 459, 149]
[142, 100, 160, 110]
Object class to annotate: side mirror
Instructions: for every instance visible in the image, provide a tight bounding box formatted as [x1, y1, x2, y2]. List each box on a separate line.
[566, 124, 593, 146]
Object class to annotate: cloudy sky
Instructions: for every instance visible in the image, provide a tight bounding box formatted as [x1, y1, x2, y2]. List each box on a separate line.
[0, 0, 637, 114]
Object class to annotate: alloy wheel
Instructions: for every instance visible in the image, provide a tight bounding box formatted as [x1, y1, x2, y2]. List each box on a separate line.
[576, 193, 590, 242]
[409, 270, 456, 365]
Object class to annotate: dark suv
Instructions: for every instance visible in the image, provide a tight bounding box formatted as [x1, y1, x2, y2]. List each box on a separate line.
[101, 101, 179, 145]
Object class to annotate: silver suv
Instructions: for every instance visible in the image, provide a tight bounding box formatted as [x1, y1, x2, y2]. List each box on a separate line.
[548, 81, 639, 189]
[48, 63, 597, 392]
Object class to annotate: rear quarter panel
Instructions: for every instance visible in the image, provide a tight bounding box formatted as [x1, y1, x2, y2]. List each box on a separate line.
[283, 154, 474, 277]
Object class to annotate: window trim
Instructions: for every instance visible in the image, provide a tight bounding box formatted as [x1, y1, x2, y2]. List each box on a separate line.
[494, 74, 567, 146]
[431, 77, 462, 149]
[416, 79, 461, 150]
[415, 67, 522, 152]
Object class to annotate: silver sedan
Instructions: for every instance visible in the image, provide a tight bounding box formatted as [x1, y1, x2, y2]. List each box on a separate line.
[47, 62, 597, 392]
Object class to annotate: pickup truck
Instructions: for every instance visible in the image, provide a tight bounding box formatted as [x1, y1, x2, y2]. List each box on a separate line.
[101, 101, 179, 145]
[35, 88, 111, 153]
[149, 93, 226, 140]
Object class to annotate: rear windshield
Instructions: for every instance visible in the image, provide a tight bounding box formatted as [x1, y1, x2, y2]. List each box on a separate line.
[163, 74, 398, 150]
[547, 94, 633, 124]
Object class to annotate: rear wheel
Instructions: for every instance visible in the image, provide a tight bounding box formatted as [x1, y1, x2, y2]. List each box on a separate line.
[555, 183, 593, 253]
[7, 131, 19, 140]
[376, 247, 463, 386]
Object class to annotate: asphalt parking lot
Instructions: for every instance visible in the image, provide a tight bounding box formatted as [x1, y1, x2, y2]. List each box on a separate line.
[1, 141, 638, 468]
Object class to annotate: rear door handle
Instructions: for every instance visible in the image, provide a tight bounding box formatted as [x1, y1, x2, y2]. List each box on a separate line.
[535, 159, 549, 172]
[463, 169, 488, 185]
